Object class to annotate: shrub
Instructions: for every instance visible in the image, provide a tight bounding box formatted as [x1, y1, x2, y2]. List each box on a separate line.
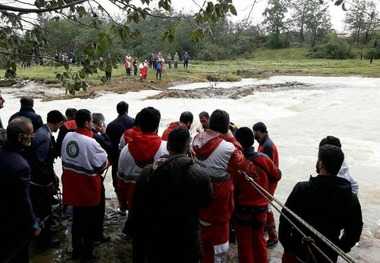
[308, 34, 354, 59]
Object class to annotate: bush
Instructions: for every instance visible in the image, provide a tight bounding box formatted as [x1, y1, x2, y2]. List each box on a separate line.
[265, 34, 288, 49]
[197, 43, 228, 61]
[308, 34, 354, 59]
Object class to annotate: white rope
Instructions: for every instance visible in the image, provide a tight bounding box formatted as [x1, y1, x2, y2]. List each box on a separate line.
[240, 171, 357, 263]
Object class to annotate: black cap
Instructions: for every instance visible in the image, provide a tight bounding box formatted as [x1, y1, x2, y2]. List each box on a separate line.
[252, 122, 267, 132]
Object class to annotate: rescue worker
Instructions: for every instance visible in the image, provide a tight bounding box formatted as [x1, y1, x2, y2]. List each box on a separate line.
[191, 109, 260, 263]
[252, 121, 280, 247]
[234, 127, 281, 263]
[61, 109, 109, 262]
[161, 111, 194, 141]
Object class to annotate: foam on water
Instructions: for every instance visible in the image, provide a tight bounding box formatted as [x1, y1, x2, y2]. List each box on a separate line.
[1, 76, 379, 262]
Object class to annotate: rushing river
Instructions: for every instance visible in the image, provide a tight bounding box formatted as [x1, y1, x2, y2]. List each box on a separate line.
[1, 76, 379, 262]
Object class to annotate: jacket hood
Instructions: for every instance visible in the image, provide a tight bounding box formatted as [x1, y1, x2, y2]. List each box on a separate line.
[129, 132, 162, 162]
[192, 130, 222, 159]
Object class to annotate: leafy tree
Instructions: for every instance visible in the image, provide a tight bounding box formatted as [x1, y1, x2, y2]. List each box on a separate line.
[308, 33, 353, 59]
[304, 0, 332, 46]
[289, 0, 331, 46]
[0, 0, 237, 94]
[344, 0, 380, 46]
[262, 0, 289, 49]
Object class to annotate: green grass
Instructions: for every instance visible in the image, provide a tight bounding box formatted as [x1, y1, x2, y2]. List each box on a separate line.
[2, 48, 380, 85]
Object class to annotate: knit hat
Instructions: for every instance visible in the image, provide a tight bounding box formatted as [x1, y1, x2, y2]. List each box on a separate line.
[252, 122, 267, 132]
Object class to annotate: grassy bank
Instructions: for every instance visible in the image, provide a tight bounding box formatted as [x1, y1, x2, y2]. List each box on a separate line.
[2, 47, 380, 90]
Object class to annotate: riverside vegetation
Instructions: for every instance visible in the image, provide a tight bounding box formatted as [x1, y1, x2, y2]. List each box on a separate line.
[1, 48, 380, 100]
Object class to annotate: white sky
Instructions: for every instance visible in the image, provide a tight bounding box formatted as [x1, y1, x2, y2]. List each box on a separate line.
[9, 0, 380, 32]
[168, 0, 348, 31]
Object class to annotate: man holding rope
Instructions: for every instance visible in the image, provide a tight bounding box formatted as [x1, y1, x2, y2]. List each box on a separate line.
[279, 144, 363, 263]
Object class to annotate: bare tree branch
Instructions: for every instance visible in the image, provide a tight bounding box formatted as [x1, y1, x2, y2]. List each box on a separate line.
[0, 0, 89, 14]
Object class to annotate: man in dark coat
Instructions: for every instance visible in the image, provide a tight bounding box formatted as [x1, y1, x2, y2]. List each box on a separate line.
[9, 96, 43, 132]
[0, 117, 41, 263]
[279, 144, 363, 263]
[130, 126, 213, 263]
[106, 101, 134, 191]
[27, 110, 64, 251]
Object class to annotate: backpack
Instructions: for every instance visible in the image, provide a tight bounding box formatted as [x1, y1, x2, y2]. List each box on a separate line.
[155, 62, 162, 71]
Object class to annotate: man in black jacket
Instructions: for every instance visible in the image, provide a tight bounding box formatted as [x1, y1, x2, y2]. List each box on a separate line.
[8, 96, 43, 132]
[106, 101, 134, 192]
[0, 117, 41, 263]
[130, 126, 213, 263]
[28, 110, 64, 251]
[279, 144, 363, 263]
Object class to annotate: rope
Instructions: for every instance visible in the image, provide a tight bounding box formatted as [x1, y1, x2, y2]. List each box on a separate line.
[162, 64, 190, 110]
[240, 171, 357, 263]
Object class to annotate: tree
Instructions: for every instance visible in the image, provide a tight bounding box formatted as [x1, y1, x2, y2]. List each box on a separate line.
[0, 0, 237, 94]
[304, 0, 332, 46]
[344, 0, 380, 46]
[262, 0, 289, 49]
[288, 0, 331, 46]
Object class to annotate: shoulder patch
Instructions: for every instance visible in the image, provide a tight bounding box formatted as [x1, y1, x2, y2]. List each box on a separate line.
[66, 141, 80, 158]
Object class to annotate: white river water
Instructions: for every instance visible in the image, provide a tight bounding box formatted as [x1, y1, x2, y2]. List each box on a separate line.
[0, 76, 379, 262]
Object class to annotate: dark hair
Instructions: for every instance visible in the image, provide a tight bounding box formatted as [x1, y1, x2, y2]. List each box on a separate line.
[47, 110, 64, 123]
[252, 122, 267, 133]
[318, 144, 344, 175]
[65, 108, 77, 120]
[168, 126, 190, 154]
[139, 107, 161, 133]
[117, 101, 129, 115]
[319, 136, 342, 149]
[199, 111, 209, 119]
[92, 113, 105, 124]
[180, 111, 194, 124]
[7, 117, 31, 143]
[209, 109, 229, 134]
[235, 127, 254, 149]
[75, 109, 91, 128]
[20, 97, 34, 108]
[134, 111, 141, 126]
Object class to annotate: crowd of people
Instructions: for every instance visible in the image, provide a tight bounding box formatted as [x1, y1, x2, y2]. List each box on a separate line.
[0, 95, 363, 263]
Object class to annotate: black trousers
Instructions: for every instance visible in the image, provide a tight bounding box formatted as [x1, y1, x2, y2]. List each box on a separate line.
[72, 189, 104, 258]
[30, 185, 53, 249]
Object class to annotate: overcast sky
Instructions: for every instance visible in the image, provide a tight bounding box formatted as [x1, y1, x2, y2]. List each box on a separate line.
[168, 0, 348, 31]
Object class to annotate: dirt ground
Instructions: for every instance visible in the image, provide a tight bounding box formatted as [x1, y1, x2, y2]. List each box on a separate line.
[28, 199, 283, 263]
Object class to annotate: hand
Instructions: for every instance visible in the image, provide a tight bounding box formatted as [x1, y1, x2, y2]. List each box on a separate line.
[98, 122, 107, 134]
[48, 185, 58, 195]
[34, 227, 41, 237]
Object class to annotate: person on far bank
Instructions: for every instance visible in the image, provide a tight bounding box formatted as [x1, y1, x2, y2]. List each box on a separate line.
[167, 53, 172, 69]
[0, 117, 41, 263]
[173, 52, 179, 69]
[155, 59, 163, 80]
[279, 144, 363, 263]
[183, 52, 190, 69]
[130, 126, 213, 263]
[252, 121, 280, 248]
